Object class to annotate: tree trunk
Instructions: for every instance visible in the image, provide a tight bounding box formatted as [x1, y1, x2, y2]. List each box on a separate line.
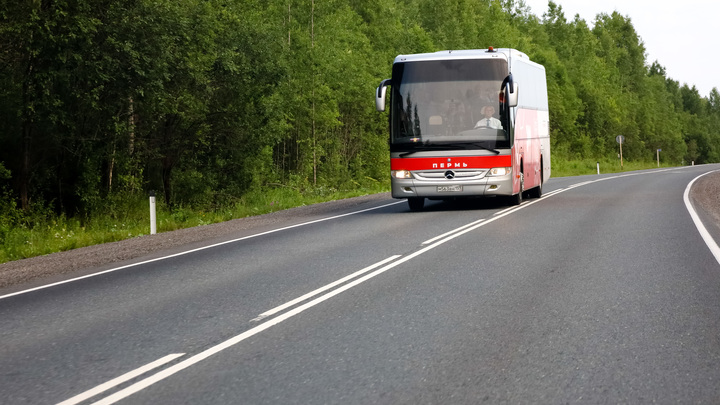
[311, 0, 316, 186]
[20, 118, 31, 211]
[108, 141, 116, 193]
[162, 156, 173, 206]
[128, 97, 135, 155]
[19, 42, 37, 211]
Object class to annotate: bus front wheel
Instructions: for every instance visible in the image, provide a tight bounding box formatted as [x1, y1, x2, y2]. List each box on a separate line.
[509, 172, 524, 206]
[528, 164, 543, 199]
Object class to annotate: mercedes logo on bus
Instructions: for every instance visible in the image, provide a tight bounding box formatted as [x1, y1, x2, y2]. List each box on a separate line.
[444, 170, 455, 179]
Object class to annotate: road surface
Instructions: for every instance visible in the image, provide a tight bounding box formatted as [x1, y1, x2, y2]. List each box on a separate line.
[2, 165, 720, 404]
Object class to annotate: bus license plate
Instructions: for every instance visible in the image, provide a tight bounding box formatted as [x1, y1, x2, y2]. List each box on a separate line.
[438, 185, 462, 192]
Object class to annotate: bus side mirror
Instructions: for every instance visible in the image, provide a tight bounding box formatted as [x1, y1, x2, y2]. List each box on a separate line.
[507, 82, 518, 107]
[376, 79, 391, 112]
[501, 74, 518, 108]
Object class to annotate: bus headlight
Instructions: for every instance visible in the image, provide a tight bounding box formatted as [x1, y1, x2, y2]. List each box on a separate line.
[391, 170, 413, 179]
[487, 167, 511, 176]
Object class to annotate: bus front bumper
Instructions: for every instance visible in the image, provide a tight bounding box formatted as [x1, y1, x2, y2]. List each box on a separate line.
[390, 173, 514, 199]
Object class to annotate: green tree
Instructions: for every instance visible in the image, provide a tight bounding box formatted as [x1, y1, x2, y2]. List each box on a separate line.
[3, 0, 720, 240]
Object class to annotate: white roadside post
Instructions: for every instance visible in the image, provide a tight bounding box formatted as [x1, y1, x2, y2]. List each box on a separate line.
[149, 191, 157, 235]
[597, 162, 600, 175]
[657, 149, 661, 167]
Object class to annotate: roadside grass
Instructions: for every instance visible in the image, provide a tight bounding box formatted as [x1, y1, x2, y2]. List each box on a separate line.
[551, 157, 681, 177]
[0, 184, 387, 264]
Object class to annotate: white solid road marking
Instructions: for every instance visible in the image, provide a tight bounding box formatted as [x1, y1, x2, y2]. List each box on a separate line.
[683, 170, 720, 265]
[56, 353, 184, 405]
[87, 255, 417, 405]
[422, 185, 569, 246]
[422, 218, 486, 245]
[0, 201, 405, 301]
[251, 255, 402, 322]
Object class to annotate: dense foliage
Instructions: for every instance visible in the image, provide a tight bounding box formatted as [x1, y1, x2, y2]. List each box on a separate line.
[2, 0, 719, 225]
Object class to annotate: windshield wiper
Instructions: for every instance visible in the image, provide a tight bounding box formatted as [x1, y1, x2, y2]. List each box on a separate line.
[447, 142, 501, 155]
[398, 145, 455, 157]
[398, 142, 501, 157]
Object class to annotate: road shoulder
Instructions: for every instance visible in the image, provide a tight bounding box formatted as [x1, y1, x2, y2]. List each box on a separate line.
[0, 193, 391, 293]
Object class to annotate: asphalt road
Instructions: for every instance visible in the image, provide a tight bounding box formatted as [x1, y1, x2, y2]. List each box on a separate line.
[2, 165, 720, 404]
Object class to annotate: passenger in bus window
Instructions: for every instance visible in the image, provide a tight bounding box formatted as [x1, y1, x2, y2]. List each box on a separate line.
[466, 85, 495, 123]
[474, 105, 503, 129]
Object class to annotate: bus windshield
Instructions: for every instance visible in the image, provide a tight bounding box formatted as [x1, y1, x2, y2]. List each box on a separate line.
[390, 59, 509, 153]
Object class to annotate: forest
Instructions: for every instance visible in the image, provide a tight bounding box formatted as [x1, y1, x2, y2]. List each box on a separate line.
[1, 0, 720, 245]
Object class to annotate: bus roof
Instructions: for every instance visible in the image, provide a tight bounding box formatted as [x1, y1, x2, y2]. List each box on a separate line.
[393, 48, 530, 64]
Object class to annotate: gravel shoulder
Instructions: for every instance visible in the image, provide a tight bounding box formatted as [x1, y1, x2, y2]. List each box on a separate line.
[689, 171, 720, 226]
[2, 171, 720, 293]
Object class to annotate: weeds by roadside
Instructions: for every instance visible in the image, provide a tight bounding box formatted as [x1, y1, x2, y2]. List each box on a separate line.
[0, 184, 386, 264]
[552, 157, 682, 177]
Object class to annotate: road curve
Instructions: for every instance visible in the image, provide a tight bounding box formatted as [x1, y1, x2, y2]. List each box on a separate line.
[2, 165, 720, 404]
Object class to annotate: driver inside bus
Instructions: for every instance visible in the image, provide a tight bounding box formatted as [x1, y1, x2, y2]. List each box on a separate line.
[474, 105, 503, 129]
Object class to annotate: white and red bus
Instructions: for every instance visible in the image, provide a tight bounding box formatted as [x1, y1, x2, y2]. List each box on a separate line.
[375, 48, 550, 210]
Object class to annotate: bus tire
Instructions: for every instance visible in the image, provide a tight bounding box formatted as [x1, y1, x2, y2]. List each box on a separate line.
[529, 162, 543, 199]
[529, 180, 542, 199]
[510, 171, 524, 205]
[408, 197, 425, 211]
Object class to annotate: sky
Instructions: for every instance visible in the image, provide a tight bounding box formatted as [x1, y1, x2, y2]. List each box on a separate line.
[521, 0, 720, 98]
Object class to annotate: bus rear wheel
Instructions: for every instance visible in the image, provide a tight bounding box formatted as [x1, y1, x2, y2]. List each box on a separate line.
[528, 180, 542, 199]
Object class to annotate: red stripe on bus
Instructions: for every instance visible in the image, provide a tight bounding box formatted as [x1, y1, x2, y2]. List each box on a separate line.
[391, 155, 511, 171]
